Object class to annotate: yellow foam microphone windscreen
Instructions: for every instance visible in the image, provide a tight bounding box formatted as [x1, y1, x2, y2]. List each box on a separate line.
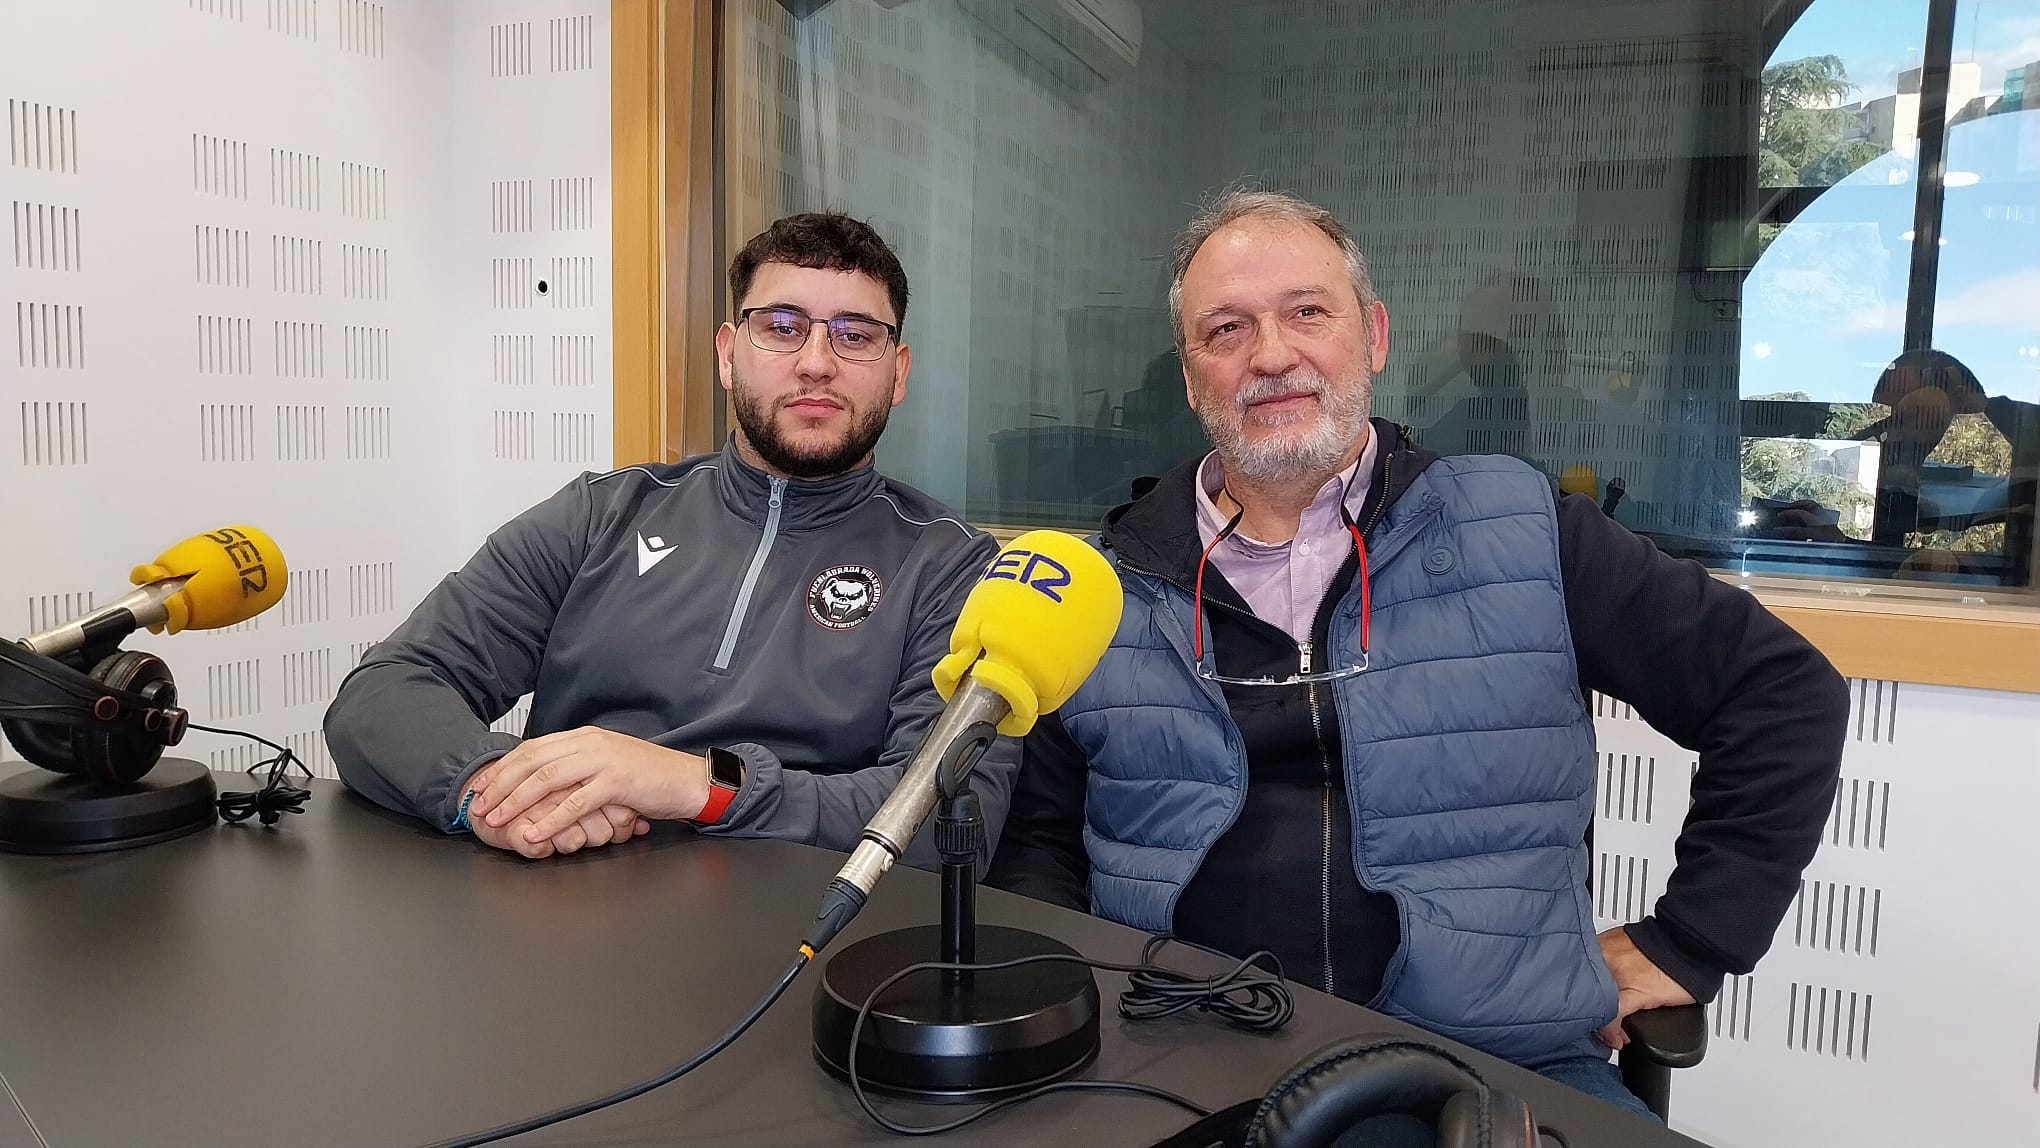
[128, 526, 289, 635]
[932, 530, 1124, 737]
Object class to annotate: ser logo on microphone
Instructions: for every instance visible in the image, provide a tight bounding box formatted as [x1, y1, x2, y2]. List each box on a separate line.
[205, 528, 274, 596]
[982, 549, 1071, 603]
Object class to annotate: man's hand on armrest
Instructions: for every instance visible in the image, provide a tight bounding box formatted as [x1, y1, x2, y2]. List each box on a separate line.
[1595, 925, 1697, 1050]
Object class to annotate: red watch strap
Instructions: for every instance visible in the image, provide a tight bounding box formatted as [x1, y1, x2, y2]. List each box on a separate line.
[693, 776, 738, 825]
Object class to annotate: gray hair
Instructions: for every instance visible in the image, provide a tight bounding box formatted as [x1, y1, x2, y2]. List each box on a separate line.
[1166, 188, 1378, 352]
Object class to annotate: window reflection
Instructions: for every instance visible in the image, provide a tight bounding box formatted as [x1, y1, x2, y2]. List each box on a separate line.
[722, 0, 2037, 596]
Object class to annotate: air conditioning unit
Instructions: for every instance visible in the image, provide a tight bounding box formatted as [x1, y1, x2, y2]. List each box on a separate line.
[1007, 0, 1142, 83]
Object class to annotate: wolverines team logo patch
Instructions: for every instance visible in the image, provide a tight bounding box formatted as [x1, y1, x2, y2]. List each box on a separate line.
[808, 565, 883, 629]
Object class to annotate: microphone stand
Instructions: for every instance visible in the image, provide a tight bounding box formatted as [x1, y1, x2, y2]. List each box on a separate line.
[810, 719, 1102, 1101]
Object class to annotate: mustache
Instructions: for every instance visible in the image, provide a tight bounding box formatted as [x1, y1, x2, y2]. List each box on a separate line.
[1233, 370, 1329, 412]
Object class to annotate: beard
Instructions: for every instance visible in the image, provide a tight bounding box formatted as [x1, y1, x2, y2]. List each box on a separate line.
[1193, 365, 1374, 484]
[730, 369, 892, 480]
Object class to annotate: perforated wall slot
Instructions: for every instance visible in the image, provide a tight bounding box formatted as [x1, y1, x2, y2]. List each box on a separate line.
[196, 225, 250, 287]
[348, 639, 381, 667]
[8, 99, 79, 173]
[273, 320, 325, 378]
[189, 0, 246, 20]
[199, 403, 258, 462]
[1590, 692, 1635, 721]
[193, 134, 250, 198]
[549, 15, 593, 72]
[348, 562, 394, 617]
[492, 179, 532, 233]
[281, 648, 333, 709]
[209, 743, 261, 772]
[206, 659, 263, 721]
[1787, 984, 1873, 1061]
[13, 201, 81, 270]
[492, 257, 533, 308]
[280, 567, 331, 626]
[549, 255, 594, 308]
[340, 160, 387, 221]
[25, 592, 94, 635]
[267, 0, 317, 40]
[1826, 776, 1891, 852]
[339, 0, 384, 57]
[15, 302, 84, 368]
[1592, 851, 1652, 923]
[269, 148, 320, 210]
[552, 333, 594, 387]
[345, 405, 390, 458]
[552, 411, 596, 464]
[1852, 679, 1899, 743]
[550, 176, 594, 230]
[342, 243, 387, 300]
[491, 697, 533, 736]
[493, 410, 535, 460]
[197, 315, 253, 376]
[275, 404, 326, 461]
[1599, 753, 1654, 823]
[342, 325, 387, 380]
[494, 334, 534, 385]
[1711, 974, 1755, 1042]
[272, 234, 323, 294]
[490, 22, 533, 77]
[20, 402, 87, 465]
[1792, 880, 1881, 956]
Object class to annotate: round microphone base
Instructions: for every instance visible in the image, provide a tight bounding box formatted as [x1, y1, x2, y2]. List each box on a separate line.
[812, 923, 1101, 1102]
[0, 757, 217, 854]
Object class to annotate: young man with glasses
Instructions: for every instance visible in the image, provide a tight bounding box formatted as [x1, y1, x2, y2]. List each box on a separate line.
[988, 190, 1848, 1120]
[327, 213, 1015, 867]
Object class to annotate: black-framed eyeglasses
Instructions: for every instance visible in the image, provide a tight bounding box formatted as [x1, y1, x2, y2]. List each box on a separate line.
[1191, 503, 1372, 687]
[738, 306, 899, 363]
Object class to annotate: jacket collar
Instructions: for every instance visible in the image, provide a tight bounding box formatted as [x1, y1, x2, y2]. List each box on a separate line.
[714, 437, 884, 529]
[1100, 418, 1438, 591]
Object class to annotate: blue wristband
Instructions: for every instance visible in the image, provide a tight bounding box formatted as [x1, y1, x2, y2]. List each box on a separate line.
[450, 788, 479, 833]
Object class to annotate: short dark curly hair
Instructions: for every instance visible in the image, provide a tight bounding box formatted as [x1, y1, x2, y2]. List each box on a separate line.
[727, 212, 910, 329]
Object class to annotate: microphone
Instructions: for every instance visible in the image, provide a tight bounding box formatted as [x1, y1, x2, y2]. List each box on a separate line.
[17, 526, 287, 659]
[802, 530, 1123, 957]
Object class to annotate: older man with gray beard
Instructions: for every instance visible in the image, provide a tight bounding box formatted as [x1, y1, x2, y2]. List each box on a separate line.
[988, 189, 1848, 1125]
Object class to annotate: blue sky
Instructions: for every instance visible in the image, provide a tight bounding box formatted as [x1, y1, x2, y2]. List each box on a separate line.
[1775, 0, 2040, 99]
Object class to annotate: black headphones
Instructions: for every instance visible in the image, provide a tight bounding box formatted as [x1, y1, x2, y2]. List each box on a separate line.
[0, 640, 189, 785]
[1150, 1038, 1539, 1148]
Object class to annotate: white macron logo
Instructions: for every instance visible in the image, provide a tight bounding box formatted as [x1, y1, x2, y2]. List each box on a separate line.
[636, 532, 677, 576]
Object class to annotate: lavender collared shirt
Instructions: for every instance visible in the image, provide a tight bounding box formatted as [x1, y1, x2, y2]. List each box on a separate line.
[1193, 430, 1379, 646]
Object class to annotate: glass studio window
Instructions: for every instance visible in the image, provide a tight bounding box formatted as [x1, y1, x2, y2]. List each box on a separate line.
[720, 0, 2038, 599]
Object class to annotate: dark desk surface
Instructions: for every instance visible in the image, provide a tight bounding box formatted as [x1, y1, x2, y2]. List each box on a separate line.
[0, 773, 1702, 1148]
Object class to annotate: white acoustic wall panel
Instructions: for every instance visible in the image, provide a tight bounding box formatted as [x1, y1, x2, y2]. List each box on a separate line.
[452, 2, 612, 553]
[1593, 681, 2040, 1147]
[0, 1, 611, 777]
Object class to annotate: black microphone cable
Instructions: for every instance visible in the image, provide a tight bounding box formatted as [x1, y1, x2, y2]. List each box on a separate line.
[187, 722, 314, 825]
[414, 948, 812, 1148]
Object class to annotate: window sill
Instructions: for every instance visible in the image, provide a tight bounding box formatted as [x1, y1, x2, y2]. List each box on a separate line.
[1738, 581, 2039, 694]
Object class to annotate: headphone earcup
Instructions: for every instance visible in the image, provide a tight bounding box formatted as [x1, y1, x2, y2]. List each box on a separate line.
[3, 715, 83, 775]
[1247, 1038, 1535, 1148]
[1437, 1087, 1537, 1148]
[72, 651, 175, 785]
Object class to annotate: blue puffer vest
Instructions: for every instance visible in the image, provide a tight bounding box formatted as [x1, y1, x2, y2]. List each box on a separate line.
[1060, 450, 1617, 1066]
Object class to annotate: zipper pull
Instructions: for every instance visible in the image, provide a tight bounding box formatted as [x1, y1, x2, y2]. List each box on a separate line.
[769, 477, 785, 510]
[1299, 640, 1313, 675]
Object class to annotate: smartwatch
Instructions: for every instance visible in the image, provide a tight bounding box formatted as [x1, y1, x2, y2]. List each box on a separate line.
[693, 746, 744, 825]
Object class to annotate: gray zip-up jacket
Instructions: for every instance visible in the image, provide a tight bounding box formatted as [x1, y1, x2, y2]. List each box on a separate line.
[324, 441, 1015, 867]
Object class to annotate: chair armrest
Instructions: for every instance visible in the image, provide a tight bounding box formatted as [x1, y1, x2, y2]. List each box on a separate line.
[1621, 1003, 1708, 1069]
